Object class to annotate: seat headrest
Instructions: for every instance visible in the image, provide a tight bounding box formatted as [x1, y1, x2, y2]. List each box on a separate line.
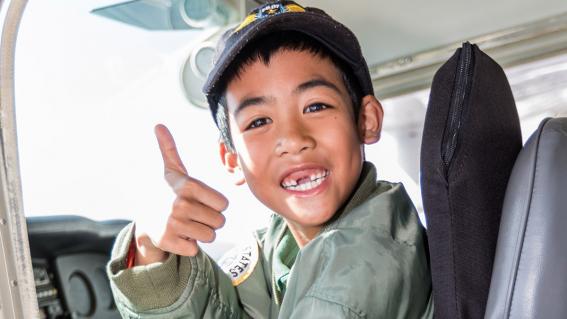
[421, 43, 522, 319]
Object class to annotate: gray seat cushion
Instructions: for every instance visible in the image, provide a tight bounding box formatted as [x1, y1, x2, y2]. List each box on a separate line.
[485, 117, 567, 319]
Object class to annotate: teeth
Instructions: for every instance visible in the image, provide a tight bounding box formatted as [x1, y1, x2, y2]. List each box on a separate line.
[281, 170, 329, 191]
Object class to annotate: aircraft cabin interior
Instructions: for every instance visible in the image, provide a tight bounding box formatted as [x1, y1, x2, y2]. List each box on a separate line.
[0, 0, 566, 318]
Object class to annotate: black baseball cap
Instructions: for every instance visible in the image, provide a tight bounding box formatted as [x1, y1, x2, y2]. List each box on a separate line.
[203, 0, 374, 126]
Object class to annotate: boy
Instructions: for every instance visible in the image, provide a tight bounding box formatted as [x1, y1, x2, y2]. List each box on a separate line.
[107, 1, 433, 318]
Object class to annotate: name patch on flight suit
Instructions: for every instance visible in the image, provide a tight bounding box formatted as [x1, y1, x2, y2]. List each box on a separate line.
[219, 241, 259, 286]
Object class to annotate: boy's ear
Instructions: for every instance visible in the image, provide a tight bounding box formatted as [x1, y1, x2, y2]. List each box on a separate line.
[357, 95, 384, 145]
[219, 142, 245, 186]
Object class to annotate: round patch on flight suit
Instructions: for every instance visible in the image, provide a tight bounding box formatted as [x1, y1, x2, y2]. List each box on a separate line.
[219, 240, 259, 286]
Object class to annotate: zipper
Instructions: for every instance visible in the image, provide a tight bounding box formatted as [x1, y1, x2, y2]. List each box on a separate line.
[272, 266, 282, 305]
[441, 42, 475, 174]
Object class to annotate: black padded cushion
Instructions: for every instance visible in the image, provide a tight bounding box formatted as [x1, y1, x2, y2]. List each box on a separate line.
[420, 43, 522, 319]
[485, 117, 567, 319]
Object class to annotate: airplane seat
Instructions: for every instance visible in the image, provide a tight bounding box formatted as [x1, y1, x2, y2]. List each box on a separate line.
[420, 43, 523, 319]
[484, 117, 567, 319]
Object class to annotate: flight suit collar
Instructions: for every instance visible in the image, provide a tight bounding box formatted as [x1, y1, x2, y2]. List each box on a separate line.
[273, 228, 299, 299]
[329, 161, 378, 226]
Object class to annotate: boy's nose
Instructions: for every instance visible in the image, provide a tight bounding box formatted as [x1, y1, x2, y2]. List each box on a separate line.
[274, 123, 316, 157]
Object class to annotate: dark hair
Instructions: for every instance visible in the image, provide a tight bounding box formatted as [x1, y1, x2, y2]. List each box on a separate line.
[214, 31, 363, 151]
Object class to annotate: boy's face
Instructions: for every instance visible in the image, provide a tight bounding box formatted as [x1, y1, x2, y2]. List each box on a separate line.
[222, 50, 379, 240]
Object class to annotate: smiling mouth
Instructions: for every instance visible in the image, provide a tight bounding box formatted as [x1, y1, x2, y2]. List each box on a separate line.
[280, 169, 330, 192]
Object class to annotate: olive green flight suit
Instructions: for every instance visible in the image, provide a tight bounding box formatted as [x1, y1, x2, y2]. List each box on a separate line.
[107, 162, 434, 318]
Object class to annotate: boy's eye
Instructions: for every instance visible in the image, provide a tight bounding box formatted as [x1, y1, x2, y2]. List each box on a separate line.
[304, 103, 329, 113]
[246, 117, 272, 130]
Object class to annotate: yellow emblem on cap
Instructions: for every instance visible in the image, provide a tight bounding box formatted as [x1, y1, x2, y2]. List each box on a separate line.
[234, 3, 306, 33]
[235, 14, 256, 33]
[285, 4, 305, 12]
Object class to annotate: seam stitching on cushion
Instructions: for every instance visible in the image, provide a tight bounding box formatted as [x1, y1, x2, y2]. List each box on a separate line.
[447, 187, 459, 319]
[441, 49, 466, 319]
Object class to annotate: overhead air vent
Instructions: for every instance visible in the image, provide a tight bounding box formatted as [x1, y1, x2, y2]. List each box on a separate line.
[181, 40, 218, 108]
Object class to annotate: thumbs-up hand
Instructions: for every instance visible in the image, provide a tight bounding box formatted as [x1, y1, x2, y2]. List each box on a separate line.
[134, 124, 228, 265]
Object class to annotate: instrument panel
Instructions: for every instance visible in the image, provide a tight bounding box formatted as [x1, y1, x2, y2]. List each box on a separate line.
[34, 260, 64, 318]
[28, 216, 129, 319]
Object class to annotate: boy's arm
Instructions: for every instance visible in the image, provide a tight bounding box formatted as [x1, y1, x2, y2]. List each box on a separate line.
[106, 125, 252, 318]
[107, 223, 251, 319]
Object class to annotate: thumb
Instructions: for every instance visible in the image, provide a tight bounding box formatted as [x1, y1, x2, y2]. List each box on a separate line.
[155, 124, 188, 175]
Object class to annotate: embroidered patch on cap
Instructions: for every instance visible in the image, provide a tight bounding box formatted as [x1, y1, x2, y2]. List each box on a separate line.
[219, 241, 260, 286]
[234, 2, 306, 33]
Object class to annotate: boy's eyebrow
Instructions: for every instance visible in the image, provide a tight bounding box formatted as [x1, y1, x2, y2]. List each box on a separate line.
[294, 78, 342, 96]
[234, 96, 269, 117]
[233, 78, 340, 117]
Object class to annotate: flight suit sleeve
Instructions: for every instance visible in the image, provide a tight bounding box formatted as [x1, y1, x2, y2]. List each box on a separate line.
[106, 223, 252, 319]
